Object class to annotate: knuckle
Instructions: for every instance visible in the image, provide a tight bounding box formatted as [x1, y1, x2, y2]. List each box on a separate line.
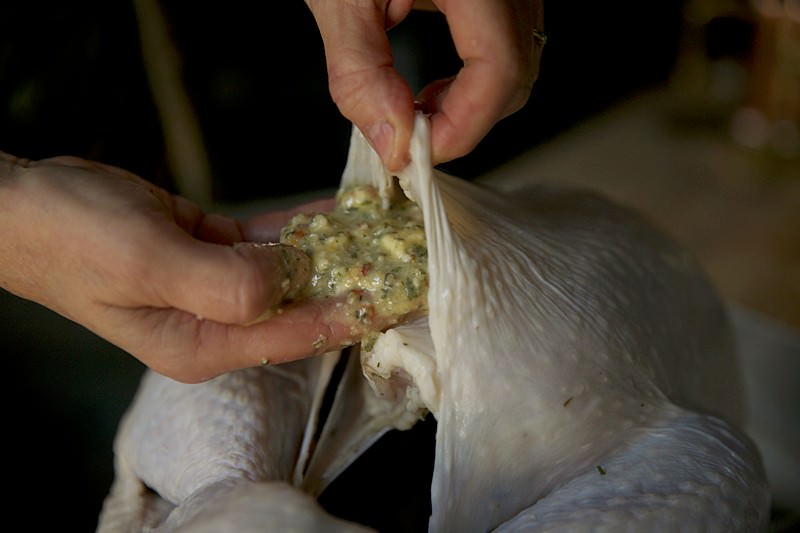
[328, 69, 370, 117]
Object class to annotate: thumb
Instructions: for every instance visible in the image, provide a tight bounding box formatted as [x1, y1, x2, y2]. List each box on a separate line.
[306, 0, 416, 171]
[149, 239, 312, 325]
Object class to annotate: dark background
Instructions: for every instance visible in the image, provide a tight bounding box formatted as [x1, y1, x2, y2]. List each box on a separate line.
[0, 1, 685, 201]
[0, 1, 701, 531]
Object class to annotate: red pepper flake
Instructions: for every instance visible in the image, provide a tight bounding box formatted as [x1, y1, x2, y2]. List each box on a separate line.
[293, 229, 305, 239]
[355, 304, 375, 322]
[361, 263, 372, 276]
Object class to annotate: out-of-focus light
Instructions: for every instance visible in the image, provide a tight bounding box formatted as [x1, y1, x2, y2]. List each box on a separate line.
[731, 107, 771, 148]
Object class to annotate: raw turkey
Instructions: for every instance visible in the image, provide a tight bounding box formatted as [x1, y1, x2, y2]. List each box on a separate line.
[98, 114, 770, 532]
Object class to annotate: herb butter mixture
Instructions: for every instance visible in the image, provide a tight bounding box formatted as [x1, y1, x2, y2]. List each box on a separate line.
[280, 184, 429, 326]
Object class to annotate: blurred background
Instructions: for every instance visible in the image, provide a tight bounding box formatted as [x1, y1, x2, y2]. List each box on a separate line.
[1, 0, 798, 531]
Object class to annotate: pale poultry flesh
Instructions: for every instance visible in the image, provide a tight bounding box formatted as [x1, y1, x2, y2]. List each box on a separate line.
[97, 115, 770, 532]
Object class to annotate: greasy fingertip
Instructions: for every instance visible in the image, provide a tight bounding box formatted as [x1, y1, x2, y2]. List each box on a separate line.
[274, 245, 313, 301]
[233, 242, 312, 309]
[152, 239, 312, 327]
[220, 299, 359, 371]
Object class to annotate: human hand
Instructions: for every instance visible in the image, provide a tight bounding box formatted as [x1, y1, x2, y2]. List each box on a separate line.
[305, 0, 545, 172]
[0, 153, 383, 382]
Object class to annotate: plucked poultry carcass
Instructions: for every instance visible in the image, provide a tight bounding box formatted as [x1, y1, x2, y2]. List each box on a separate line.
[97, 114, 770, 532]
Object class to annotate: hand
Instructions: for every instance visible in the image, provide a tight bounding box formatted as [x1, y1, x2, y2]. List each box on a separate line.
[0, 153, 378, 382]
[305, 0, 545, 172]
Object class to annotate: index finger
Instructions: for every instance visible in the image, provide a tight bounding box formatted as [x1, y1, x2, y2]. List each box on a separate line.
[305, 0, 416, 172]
[117, 295, 399, 383]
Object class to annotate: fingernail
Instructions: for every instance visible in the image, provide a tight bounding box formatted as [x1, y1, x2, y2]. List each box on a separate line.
[234, 242, 312, 303]
[274, 245, 312, 300]
[366, 121, 394, 165]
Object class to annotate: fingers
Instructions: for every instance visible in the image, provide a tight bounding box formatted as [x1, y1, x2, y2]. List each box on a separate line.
[305, 0, 416, 172]
[418, 0, 544, 164]
[8, 154, 363, 381]
[110, 298, 371, 383]
[128, 188, 316, 325]
[144, 235, 312, 326]
[308, 0, 543, 168]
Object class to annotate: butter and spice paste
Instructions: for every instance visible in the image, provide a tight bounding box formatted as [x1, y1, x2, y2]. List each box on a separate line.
[280, 184, 429, 339]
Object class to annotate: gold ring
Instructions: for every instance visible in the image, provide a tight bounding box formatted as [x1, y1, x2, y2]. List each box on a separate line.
[532, 29, 548, 47]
